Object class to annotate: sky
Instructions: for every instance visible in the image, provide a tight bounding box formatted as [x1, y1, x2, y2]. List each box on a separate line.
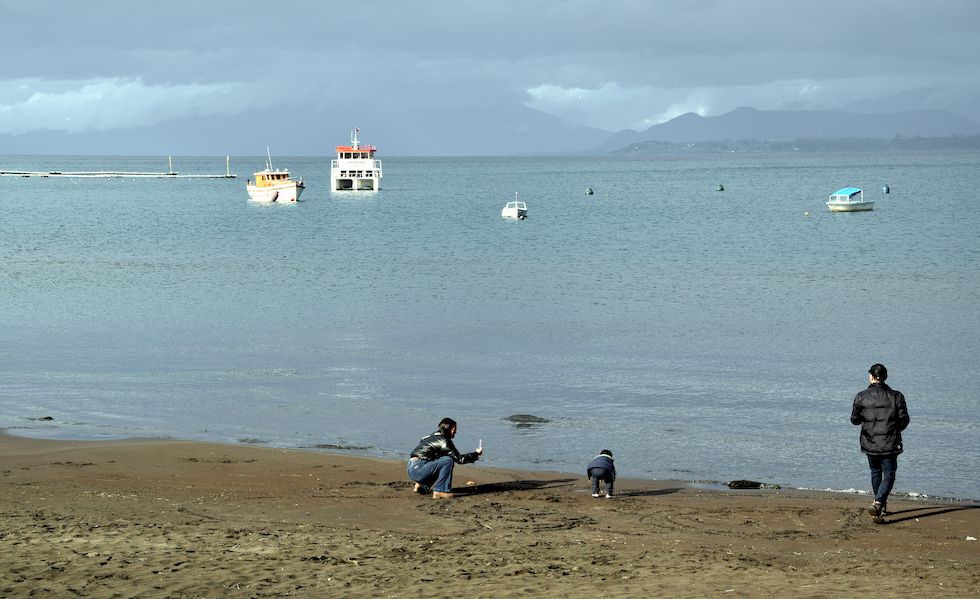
[2, 0, 978, 155]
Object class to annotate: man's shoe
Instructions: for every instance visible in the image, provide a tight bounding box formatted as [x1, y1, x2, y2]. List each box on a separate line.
[432, 491, 454, 499]
[592, 493, 601, 498]
[867, 501, 884, 524]
[605, 493, 613, 499]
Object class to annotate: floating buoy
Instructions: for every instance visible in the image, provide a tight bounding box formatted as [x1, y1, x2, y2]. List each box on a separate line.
[585, 187, 594, 195]
[882, 184, 890, 194]
[804, 211, 810, 216]
[716, 183, 725, 191]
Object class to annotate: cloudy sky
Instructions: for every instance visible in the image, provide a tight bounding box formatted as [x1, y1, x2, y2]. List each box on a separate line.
[2, 0, 978, 154]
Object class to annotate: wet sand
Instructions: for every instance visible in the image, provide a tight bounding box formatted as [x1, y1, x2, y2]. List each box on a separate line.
[1, 432, 977, 597]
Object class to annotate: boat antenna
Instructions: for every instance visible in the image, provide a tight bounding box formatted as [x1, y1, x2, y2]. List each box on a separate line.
[351, 127, 360, 150]
[266, 146, 273, 170]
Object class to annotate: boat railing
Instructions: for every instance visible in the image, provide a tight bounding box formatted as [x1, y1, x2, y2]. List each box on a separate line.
[332, 158, 382, 167]
[331, 161, 382, 178]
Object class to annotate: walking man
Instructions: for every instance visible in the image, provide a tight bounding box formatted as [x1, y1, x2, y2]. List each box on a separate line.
[850, 363, 910, 523]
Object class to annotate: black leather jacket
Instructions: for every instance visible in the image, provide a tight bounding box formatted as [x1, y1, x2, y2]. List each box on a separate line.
[850, 382, 910, 455]
[410, 432, 479, 464]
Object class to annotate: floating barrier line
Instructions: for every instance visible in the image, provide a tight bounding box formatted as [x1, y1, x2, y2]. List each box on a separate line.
[0, 170, 236, 178]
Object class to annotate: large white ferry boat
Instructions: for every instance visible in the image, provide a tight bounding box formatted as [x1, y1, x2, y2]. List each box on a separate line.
[330, 128, 382, 191]
[246, 148, 304, 203]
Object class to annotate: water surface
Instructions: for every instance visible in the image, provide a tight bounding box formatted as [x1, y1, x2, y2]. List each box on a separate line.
[2, 151, 978, 499]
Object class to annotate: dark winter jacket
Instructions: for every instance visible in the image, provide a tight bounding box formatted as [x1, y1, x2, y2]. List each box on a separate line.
[586, 454, 616, 479]
[850, 382, 910, 455]
[410, 432, 480, 464]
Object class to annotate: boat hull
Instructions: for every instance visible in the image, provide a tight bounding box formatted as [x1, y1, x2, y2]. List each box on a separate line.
[827, 201, 874, 212]
[247, 182, 305, 203]
[331, 175, 381, 191]
[330, 168, 381, 191]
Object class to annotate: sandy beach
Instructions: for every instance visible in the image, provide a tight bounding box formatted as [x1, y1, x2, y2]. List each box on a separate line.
[1, 432, 976, 598]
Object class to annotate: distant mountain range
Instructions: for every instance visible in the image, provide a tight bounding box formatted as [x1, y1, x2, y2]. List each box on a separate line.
[613, 135, 980, 155]
[0, 103, 611, 157]
[2, 87, 979, 157]
[595, 106, 980, 153]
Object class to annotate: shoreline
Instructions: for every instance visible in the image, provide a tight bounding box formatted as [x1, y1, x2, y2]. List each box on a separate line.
[2, 431, 978, 596]
[7, 427, 978, 504]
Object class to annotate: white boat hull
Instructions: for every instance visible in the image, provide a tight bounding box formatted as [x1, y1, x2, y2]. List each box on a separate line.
[330, 167, 382, 191]
[502, 197, 528, 220]
[247, 182, 304, 203]
[827, 201, 874, 212]
[330, 175, 381, 191]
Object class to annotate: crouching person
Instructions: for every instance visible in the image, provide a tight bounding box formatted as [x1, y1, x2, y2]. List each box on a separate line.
[587, 449, 616, 498]
[408, 417, 482, 499]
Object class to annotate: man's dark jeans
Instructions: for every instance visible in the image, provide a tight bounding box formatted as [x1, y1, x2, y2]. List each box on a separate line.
[867, 453, 898, 507]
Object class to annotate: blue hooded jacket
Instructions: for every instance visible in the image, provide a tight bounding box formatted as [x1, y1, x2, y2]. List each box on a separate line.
[586, 453, 616, 478]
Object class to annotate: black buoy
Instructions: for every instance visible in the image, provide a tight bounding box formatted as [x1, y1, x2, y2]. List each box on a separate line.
[585, 187, 594, 195]
[882, 184, 890, 194]
[716, 183, 725, 192]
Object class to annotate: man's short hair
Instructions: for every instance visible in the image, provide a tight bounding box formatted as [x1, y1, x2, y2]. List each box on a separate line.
[869, 363, 888, 381]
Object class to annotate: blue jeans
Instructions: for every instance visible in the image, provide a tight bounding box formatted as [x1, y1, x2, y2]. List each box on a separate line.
[588, 467, 614, 495]
[407, 456, 455, 493]
[867, 454, 898, 507]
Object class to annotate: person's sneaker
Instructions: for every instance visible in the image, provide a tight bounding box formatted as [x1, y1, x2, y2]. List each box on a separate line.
[867, 501, 884, 523]
[432, 491, 454, 499]
[605, 493, 613, 499]
[591, 492, 601, 498]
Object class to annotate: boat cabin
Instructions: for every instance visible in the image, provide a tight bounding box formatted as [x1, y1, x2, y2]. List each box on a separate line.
[335, 145, 377, 160]
[254, 170, 292, 187]
[829, 187, 863, 202]
[501, 199, 528, 220]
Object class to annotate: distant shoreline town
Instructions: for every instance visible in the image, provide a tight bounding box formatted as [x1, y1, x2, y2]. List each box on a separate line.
[615, 134, 980, 154]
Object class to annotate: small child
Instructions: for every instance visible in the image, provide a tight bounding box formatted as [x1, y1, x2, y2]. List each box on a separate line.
[587, 449, 616, 498]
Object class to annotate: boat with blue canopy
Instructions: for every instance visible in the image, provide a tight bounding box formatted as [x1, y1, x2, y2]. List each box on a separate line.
[827, 187, 874, 212]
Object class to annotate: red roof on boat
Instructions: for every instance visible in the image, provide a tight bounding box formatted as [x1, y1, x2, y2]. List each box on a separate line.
[336, 145, 377, 152]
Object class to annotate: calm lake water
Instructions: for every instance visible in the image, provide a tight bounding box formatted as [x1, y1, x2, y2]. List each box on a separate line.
[2, 151, 978, 500]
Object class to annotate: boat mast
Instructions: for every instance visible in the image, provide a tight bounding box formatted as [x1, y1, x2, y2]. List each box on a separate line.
[266, 146, 273, 170]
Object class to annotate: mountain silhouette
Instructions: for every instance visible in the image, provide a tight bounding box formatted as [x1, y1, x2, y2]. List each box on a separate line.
[595, 106, 980, 152]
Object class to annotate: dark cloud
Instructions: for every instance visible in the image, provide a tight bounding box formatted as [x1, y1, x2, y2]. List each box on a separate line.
[2, 0, 978, 151]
